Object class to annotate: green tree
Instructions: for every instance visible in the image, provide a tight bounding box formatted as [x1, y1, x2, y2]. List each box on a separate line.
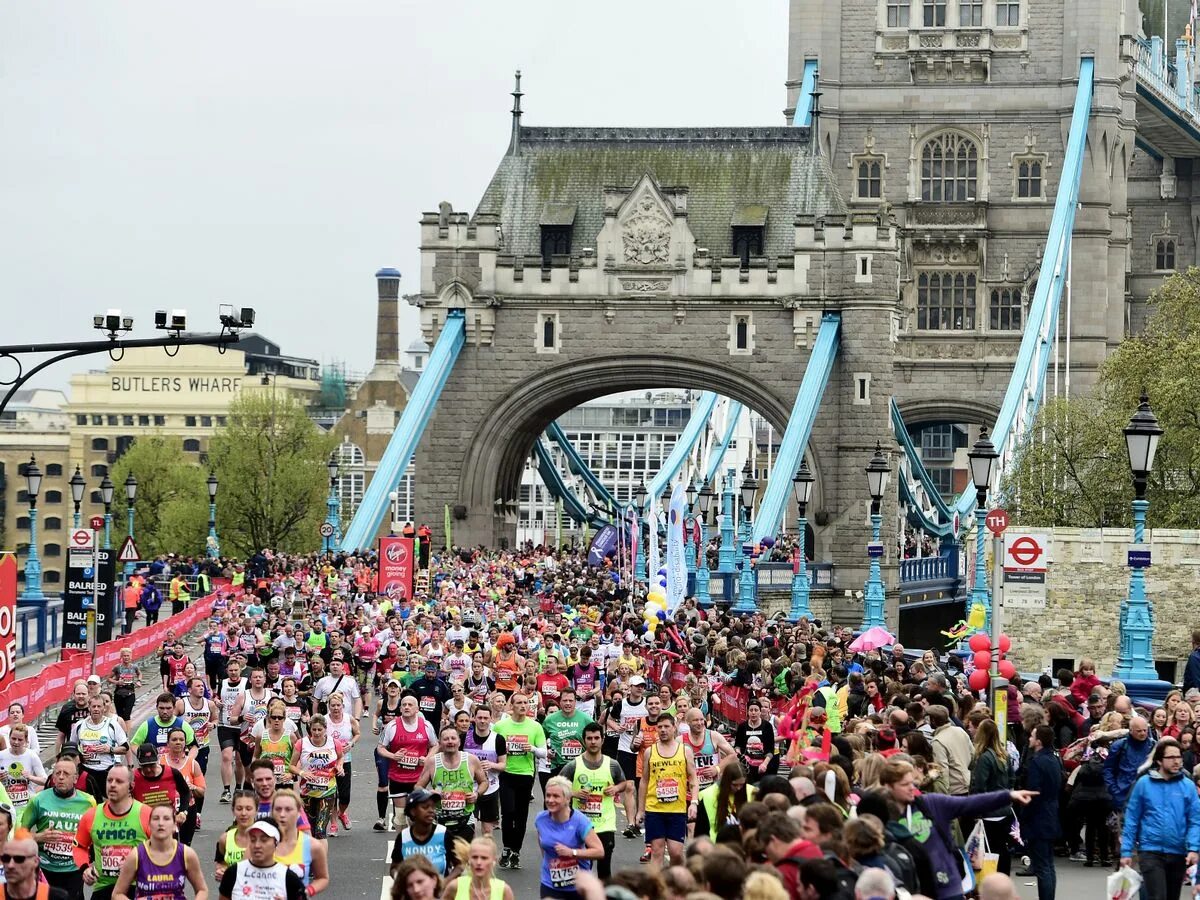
[110, 437, 208, 557]
[206, 393, 335, 557]
[1002, 269, 1200, 526]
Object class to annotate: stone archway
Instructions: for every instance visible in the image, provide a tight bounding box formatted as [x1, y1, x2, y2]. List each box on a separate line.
[441, 353, 831, 547]
[894, 398, 1000, 429]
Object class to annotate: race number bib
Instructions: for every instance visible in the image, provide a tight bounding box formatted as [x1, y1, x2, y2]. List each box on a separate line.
[655, 777, 680, 804]
[507, 734, 530, 755]
[549, 856, 579, 888]
[419, 696, 436, 712]
[441, 790, 467, 814]
[561, 739, 583, 759]
[580, 792, 603, 817]
[398, 750, 423, 770]
[101, 844, 134, 879]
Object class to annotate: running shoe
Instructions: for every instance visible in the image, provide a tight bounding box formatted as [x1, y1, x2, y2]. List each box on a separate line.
[509, 852, 520, 870]
[339, 812, 351, 831]
[622, 825, 641, 838]
[328, 822, 338, 837]
[220, 787, 231, 804]
[373, 819, 387, 832]
[499, 849, 512, 869]
[639, 849, 652, 863]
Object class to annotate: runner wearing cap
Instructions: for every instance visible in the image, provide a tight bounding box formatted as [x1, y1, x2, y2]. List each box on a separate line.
[389, 788, 452, 879]
[217, 817, 305, 900]
[131, 742, 193, 844]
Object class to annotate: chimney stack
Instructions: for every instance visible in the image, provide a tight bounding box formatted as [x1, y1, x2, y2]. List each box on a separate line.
[374, 268, 401, 365]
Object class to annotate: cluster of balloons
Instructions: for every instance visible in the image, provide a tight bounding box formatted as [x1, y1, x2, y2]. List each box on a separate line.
[644, 568, 670, 634]
[966, 631, 1016, 691]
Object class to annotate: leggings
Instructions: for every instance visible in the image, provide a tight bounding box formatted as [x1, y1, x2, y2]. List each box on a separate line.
[304, 793, 337, 839]
[336, 763, 352, 807]
[598, 831, 616, 880]
[499, 771, 535, 853]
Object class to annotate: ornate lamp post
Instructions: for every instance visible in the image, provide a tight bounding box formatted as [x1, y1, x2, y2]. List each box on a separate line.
[717, 468, 736, 599]
[123, 472, 138, 576]
[324, 456, 340, 554]
[69, 466, 86, 529]
[19, 456, 44, 601]
[966, 426, 999, 631]
[733, 460, 759, 615]
[861, 443, 890, 631]
[100, 475, 114, 551]
[1113, 393, 1167, 689]
[633, 480, 648, 584]
[206, 473, 220, 558]
[696, 483, 714, 608]
[789, 459, 815, 622]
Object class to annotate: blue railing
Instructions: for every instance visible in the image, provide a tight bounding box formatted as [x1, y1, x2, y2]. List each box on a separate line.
[1136, 35, 1199, 124]
[899, 547, 960, 584]
[16, 598, 63, 658]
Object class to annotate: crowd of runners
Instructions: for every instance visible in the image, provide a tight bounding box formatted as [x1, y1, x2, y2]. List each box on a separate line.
[0, 541, 1196, 900]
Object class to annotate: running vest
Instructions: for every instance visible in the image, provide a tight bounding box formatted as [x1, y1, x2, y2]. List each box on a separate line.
[259, 732, 295, 785]
[180, 696, 212, 746]
[132, 840, 187, 900]
[387, 718, 432, 784]
[494, 654, 520, 692]
[222, 828, 248, 867]
[645, 743, 688, 814]
[240, 690, 272, 742]
[142, 716, 185, 752]
[430, 754, 475, 826]
[297, 737, 338, 798]
[87, 800, 151, 887]
[275, 831, 313, 885]
[683, 729, 718, 790]
[464, 729, 500, 795]
[398, 824, 449, 875]
[326, 713, 353, 763]
[456, 877, 505, 900]
[570, 755, 617, 833]
[466, 675, 491, 703]
[228, 859, 290, 900]
[218, 678, 246, 728]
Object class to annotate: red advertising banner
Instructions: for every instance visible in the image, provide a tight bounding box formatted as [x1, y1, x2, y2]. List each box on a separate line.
[377, 537, 415, 602]
[0, 555, 16, 692]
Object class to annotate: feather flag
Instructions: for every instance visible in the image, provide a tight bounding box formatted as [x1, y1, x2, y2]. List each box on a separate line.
[647, 503, 661, 592]
[665, 482, 687, 612]
[628, 508, 641, 583]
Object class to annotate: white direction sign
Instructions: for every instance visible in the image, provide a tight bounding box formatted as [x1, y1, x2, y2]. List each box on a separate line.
[69, 528, 94, 551]
[117, 536, 140, 563]
[1003, 530, 1051, 610]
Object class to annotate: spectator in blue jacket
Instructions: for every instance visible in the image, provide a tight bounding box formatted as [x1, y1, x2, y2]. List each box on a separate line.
[140, 579, 165, 626]
[1183, 628, 1200, 695]
[1104, 715, 1155, 811]
[1120, 737, 1200, 900]
[1020, 725, 1063, 900]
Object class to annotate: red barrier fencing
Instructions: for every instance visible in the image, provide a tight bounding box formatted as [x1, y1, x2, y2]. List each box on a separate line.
[0, 589, 226, 727]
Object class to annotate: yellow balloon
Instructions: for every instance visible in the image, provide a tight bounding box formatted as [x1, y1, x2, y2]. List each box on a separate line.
[966, 603, 986, 631]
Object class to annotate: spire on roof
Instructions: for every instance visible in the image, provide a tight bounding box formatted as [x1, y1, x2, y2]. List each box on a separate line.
[508, 69, 523, 156]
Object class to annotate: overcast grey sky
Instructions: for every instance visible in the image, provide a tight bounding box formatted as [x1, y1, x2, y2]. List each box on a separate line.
[2, 2, 788, 390]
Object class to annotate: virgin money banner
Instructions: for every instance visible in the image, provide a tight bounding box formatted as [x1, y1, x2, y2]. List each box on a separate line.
[0, 555, 16, 692]
[377, 537, 415, 602]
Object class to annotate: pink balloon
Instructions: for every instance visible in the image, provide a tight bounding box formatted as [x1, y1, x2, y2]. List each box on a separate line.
[973, 650, 991, 671]
[968, 632, 991, 652]
[998, 634, 1012, 654]
[968, 669, 990, 692]
[999, 659, 1017, 680]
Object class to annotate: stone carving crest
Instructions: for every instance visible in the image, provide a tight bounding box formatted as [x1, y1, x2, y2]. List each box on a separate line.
[619, 278, 670, 293]
[622, 195, 672, 265]
[911, 239, 980, 266]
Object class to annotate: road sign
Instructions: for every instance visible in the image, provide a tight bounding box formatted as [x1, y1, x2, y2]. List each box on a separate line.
[89, 516, 105, 530]
[1003, 530, 1051, 610]
[985, 508, 1009, 536]
[117, 535, 140, 563]
[69, 528, 94, 550]
[63, 548, 115, 650]
[319, 523, 334, 538]
[1127, 546, 1152, 569]
[866, 542, 885, 558]
[952, 511, 961, 535]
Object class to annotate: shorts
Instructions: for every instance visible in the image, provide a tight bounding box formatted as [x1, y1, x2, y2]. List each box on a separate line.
[237, 738, 254, 768]
[643, 810, 687, 844]
[114, 689, 136, 721]
[541, 887, 580, 900]
[218, 726, 241, 751]
[388, 779, 417, 799]
[475, 791, 499, 823]
[617, 750, 639, 785]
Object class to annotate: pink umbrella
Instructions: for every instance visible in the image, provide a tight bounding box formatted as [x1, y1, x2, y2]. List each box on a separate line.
[849, 625, 896, 653]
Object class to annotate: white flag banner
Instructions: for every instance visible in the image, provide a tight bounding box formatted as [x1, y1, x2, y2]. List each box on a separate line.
[665, 482, 687, 613]
[647, 505, 662, 592]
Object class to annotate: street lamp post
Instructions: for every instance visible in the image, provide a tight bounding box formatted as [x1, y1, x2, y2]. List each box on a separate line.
[100, 475, 114, 551]
[69, 466, 86, 529]
[123, 473, 138, 576]
[696, 484, 714, 608]
[717, 466, 736, 577]
[206, 473, 220, 558]
[633, 480, 648, 584]
[1113, 393, 1169, 692]
[789, 459, 815, 622]
[733, 460, 759, 615]
[19, 456, 44, 601]
[324, 457, 340, 554]
[389, 490, 400, 535]
[966, 426, 999, 632]
[861, 443, 891, 631]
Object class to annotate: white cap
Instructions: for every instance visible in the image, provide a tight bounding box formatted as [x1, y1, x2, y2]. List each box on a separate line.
[86, 675, 101, 684]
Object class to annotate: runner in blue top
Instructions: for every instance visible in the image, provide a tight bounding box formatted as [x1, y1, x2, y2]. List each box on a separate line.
[533, 776, 603, 900]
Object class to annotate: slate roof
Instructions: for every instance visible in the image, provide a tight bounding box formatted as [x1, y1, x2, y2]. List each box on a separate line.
[474, 126, 846, 259]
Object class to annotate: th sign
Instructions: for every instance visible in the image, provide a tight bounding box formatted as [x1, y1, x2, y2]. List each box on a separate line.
[986, 508, 1008, 536]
